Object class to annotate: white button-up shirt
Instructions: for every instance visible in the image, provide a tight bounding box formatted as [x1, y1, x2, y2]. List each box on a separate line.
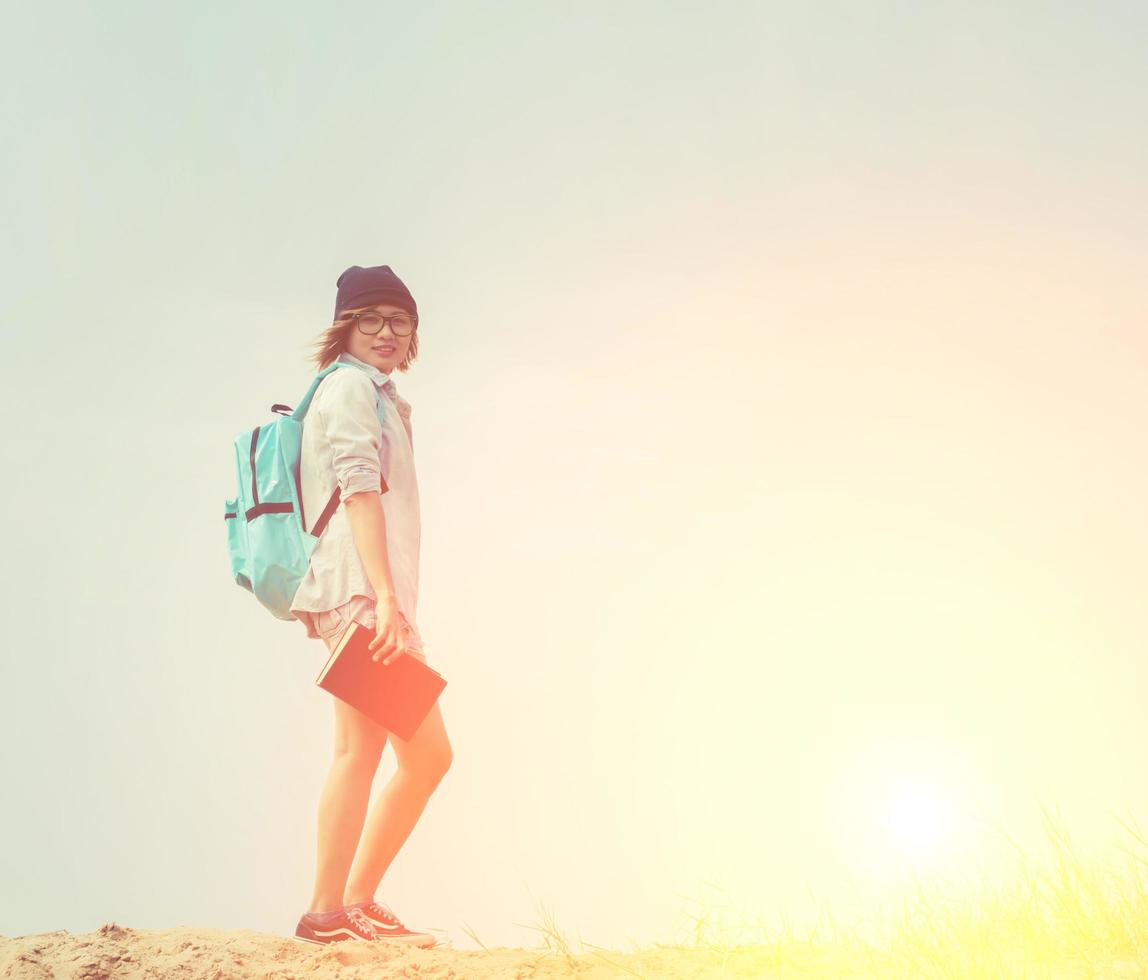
[290, 351, 421, 629]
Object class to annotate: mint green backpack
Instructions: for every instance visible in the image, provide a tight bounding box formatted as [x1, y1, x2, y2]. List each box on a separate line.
[224, 362, 372, 621]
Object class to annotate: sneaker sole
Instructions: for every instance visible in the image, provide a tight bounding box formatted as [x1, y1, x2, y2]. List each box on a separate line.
[294, 934, 436, 948]
[293, 934, 380, 945]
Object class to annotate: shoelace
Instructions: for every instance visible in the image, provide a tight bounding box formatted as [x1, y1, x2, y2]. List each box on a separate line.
[345, 907, 379, 936]
[366, 902, 402, 926]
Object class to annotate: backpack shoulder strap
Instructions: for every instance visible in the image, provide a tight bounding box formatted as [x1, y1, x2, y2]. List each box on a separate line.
[289, 362, 354, 421]
[294, 362, 385, 538]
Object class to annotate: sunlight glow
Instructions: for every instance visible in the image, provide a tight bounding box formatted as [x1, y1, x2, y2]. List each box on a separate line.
[887, 783, 949, 855]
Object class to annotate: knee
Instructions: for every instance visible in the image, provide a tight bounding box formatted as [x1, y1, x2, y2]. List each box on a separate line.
[406, 747, 453, 786]
[436, 747, 454, 781]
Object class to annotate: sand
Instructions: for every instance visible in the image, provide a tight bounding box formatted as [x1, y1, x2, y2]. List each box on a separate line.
[7, 922, 1147, 978]
[0, 921, 804, 979]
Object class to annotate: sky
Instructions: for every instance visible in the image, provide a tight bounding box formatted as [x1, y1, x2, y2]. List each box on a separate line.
[2, 0, 1146, 953]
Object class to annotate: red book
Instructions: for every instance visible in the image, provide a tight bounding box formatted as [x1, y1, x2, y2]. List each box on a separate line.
[315, 620, 447, 741]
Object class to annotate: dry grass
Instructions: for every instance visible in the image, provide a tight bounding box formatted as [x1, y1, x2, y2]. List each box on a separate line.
[505, 799, 1148, 978]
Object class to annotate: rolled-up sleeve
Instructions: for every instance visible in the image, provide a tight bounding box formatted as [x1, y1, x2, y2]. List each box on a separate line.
[316, 371, 389, 497]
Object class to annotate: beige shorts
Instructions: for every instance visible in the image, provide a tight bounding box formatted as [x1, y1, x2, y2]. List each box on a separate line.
[299, 593, 426, 656]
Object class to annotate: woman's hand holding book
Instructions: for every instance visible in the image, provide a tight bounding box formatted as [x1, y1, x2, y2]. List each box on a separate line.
[369, 596, 426, 666]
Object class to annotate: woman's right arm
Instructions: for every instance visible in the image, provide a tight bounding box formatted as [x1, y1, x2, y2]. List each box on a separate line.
[317, 371, 406, 660]
[344, 494, 408, 664]
[342, 491, 398, 604]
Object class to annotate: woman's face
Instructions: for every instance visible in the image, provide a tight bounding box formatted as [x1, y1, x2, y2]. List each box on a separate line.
[341, 303, 416, 374]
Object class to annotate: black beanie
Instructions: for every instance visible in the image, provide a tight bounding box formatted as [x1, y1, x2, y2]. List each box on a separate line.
[333, 265, 418, 321]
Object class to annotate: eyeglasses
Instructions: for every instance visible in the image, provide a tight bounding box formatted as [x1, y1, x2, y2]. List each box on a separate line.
[344, 312, 418, 337]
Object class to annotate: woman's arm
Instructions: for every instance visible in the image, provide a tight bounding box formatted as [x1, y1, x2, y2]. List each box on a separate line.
[316, 369, 407, 659]
[342, 491, 398, 603]
[345, 491, 407, 661]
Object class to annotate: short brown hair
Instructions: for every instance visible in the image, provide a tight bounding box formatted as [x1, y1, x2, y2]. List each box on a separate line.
[307, 306, 420, 373]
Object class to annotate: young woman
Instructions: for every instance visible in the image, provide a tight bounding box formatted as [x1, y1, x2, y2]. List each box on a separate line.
[289, 264, 453, 947]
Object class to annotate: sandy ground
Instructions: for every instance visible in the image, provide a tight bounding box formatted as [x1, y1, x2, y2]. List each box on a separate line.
[5, 922, 1147, 978]
[0, 921, 801, 980]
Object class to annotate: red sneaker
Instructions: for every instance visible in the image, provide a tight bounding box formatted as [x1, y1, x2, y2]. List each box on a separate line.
[293, 905, 381, 945]
[346, 900, 438, 948]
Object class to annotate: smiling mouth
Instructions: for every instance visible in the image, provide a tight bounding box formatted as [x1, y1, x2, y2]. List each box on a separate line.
[373, 347, 396, 354]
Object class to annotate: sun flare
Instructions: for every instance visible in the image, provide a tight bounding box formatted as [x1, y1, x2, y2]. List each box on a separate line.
[886, 783, 950, 855]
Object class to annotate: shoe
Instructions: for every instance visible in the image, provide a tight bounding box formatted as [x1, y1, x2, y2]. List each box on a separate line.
[346, 900, 438, 948]
[293, 905, 381, 945]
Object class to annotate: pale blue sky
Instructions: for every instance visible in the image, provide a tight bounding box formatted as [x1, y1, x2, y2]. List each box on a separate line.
[2, 0, 1146, 953]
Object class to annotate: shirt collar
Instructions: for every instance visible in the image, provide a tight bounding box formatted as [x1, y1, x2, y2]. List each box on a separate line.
[337, 351, 398, 398]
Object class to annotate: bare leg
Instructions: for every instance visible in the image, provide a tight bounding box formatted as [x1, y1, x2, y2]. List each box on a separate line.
[343, 694, 453, 905]
[307, 696, 388, 914]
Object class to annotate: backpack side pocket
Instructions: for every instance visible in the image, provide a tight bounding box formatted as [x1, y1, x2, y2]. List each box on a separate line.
[225, 497, 253, 592]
